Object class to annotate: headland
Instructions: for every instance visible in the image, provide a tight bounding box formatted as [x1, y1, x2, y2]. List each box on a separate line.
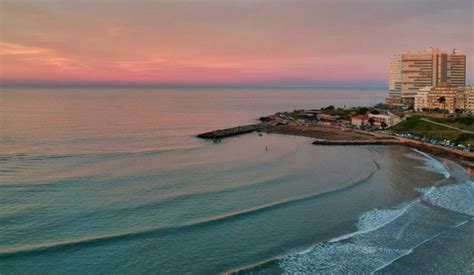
[197, 107, 474, 163]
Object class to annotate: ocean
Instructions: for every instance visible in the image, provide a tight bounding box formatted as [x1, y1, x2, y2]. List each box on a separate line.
[0, 88, 473, 274]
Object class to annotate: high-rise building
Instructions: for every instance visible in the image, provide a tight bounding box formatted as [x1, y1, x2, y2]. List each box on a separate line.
[386, 48, 466, 106]
[448, 49, 467, 88]
[389, 55, 402, 98]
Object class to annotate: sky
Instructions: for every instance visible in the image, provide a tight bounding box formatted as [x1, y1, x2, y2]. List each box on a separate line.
[0, 0, 473, 87]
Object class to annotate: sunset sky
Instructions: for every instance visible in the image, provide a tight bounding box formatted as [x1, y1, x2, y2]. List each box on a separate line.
[1, 0, 472, 87]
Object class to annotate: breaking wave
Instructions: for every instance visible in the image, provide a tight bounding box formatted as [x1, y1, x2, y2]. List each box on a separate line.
[234, 151, 470, 274]
[418, 180, 474, 217]
[329, 202, 415, 243]
[406, 149, 450, 178]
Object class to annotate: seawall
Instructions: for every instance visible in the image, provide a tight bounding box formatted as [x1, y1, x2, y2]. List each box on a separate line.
[397, 138, 474, 161]
[197, 124, 263, 139]
[312, 140, 401, 145]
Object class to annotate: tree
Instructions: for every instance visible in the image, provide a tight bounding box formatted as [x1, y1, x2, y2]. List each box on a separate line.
[368, 117, 375, 128]
[370, 110, 380, 115]
[357, 107, 368, 115]
[323, 105, 335, 110]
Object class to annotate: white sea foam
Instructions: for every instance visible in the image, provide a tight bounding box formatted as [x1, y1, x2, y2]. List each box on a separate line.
[418, 180, 474, 217]
[278, 201, 419, 274]
[453, 220, 469, 228]
[410, 148, 473, 216]
[277, 150, 469, 274]
[357, 206, 412, 232]
[329, 203, 414, 243]
[409, 149, 450, 178]
[277, 200, 457, 274]
[371, 232, 442, 274]
[279, 242, 411, 274]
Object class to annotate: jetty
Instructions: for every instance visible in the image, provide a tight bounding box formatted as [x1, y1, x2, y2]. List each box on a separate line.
[197, 124, 263, 139]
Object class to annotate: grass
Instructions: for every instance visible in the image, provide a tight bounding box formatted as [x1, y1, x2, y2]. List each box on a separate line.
[390, 116, 474, 146]
[430, 116, 474, 132]
[320, 108, 355, 120]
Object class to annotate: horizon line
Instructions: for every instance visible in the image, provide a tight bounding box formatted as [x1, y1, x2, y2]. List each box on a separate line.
[0, 81, 388, 90]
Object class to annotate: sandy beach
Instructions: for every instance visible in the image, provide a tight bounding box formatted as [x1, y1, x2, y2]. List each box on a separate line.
[259, 123, 474, 164]
[261, 124, 381, 140]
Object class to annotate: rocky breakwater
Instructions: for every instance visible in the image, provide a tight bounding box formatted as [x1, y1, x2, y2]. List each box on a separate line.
[197, 124, 263, 139]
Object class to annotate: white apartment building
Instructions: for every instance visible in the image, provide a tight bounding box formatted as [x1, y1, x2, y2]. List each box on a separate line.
[414, 84, 472, 113]
[414, 86, 431, 112]
[463, 86, 474, 112]
[389, 55, 402, 98]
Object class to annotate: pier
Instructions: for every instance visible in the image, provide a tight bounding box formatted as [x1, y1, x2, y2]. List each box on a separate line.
[197, 124, 263, 139]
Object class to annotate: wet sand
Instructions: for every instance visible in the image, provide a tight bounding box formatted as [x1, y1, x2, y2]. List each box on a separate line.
[261, 124, 474, 163]
[261, 124, 381, 141]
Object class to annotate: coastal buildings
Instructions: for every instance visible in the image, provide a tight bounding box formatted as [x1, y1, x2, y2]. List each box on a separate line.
[414, 87, 431, 112]
[316, 113, 341, 123]
[414, 84, 473, 113]
[449, 49, 467, 87]
[464, 86, 474, 112]
[389, 55, 402, 100]
[351, 113, 370, 128]
[369, 112, 402, 128]
[351, 111, 401, 129]
[386, 48, 467, 106]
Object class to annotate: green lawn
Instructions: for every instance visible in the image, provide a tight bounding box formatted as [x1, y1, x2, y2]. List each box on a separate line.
[320, 108, 355, 120]
[430, 116, 474, 132]
[390, 116, 474, 146]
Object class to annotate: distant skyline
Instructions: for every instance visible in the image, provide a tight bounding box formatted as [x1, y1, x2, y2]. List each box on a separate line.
[1, 0, 473, 87]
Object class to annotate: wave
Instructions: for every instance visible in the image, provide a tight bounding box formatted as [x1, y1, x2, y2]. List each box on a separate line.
[233, 153, 467, 274]
[275, 198, 462, 275]
[0, 176, 93, 189]
[407, 149, 450, 178]
[371, 232, 442, 274]
[417, 180, 474, 217]
[0, 167, 378, 260]
[0, 145, 202, 164]
[328, 203, 415, 244]
[127, 161, 377, 213]
[278, 243, 412, 274]
[453, 220, 469, 228]
[57, 157, 381, 221]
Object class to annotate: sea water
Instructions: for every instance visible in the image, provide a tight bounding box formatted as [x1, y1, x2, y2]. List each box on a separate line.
[0, 88, 472, 274]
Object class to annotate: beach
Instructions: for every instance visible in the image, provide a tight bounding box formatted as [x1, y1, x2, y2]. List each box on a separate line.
[199, 120, 474, 162]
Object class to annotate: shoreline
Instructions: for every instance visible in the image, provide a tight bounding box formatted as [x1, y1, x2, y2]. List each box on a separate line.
[262, 124, 474, 164]
[197, 123, 474, 165]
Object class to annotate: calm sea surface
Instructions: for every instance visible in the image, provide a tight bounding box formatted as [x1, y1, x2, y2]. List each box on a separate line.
[0, 88, 473, 274]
